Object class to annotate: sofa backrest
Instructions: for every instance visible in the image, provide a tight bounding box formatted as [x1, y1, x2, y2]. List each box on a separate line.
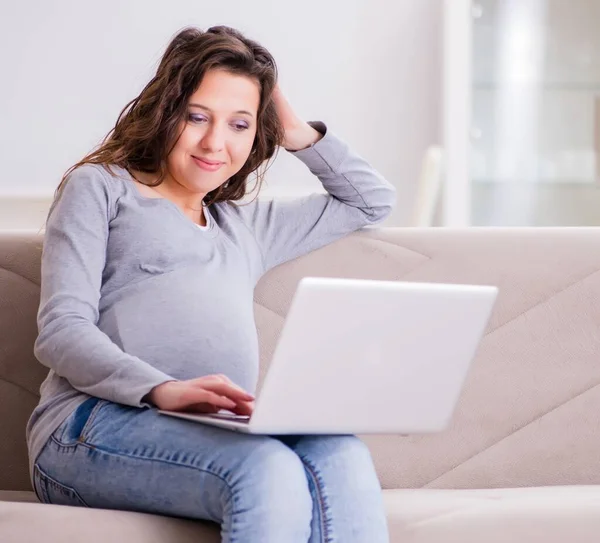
[1, 234, 46, 491]
[2, 228, 600, 492]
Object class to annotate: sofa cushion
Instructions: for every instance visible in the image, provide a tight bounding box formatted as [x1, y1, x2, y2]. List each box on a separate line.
[387, 486, 600, 542]
[2, 486, 600, 543]
[0, 490, 38, 503]
[0, 496, 220, 543]
[4, 229, 600, 493]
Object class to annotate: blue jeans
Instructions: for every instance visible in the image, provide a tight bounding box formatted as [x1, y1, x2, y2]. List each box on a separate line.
[33, 397, 389, 542]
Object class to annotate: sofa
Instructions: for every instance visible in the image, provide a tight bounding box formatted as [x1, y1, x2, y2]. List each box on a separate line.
[1, 227, 600, 542]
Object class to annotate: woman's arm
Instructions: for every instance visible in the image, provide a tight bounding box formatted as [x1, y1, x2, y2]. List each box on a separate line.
[232, 86, 396, 275]
[35, 165, 175, 406]
[234, 121, 397, 274]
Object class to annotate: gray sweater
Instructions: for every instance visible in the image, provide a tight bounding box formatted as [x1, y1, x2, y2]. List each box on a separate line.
[26, 123, 396, 475]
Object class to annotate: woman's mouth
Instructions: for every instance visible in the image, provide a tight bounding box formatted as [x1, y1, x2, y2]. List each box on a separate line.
[192, 156, 224, 172]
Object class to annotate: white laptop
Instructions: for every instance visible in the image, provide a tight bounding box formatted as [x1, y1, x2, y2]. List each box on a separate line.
[159, 277, 498, 435]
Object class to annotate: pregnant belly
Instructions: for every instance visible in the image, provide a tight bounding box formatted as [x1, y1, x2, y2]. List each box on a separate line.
[98, 268, 260, 391]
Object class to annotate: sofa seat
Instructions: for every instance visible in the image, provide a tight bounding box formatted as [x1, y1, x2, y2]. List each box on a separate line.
[2, 486, 600, 543]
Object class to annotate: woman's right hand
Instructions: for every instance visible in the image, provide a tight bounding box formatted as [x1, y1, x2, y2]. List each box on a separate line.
[145, 374, 255, 416]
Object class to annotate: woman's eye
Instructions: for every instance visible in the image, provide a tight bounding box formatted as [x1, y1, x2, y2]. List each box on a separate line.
[231, 121, 249, 132]
[188, 114, 208, 124]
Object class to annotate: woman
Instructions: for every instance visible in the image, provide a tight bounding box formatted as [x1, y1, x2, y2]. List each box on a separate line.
[27, 25, 396, 542]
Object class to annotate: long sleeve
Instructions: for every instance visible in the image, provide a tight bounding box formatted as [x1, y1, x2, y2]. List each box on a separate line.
[34, 165, 174, 406]
[234, 122, 396, 274]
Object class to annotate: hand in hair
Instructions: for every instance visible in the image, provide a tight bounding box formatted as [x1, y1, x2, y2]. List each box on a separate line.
[272, 85, 323, 152]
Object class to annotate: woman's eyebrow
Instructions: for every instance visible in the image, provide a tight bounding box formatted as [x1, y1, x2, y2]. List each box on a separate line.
[189, 103, 254, 118]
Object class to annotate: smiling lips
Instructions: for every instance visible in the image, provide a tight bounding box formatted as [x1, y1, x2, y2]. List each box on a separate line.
[192, 155, 224, 172]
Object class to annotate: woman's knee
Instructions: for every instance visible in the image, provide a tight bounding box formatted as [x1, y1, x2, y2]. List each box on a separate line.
[299, 435, 373, 465]
[293, 435, 381, 489]
[225, 438, 313, 530]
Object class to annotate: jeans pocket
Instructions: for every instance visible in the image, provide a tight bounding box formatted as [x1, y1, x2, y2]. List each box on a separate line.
[52, 397, 105, 447]
[33, 463, 89, 507]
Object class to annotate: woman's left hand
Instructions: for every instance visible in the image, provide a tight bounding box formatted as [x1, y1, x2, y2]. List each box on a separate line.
[272, 85, 323, 152]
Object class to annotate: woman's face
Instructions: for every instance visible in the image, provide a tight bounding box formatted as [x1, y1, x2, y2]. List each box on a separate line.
[165, 69, 260, 200]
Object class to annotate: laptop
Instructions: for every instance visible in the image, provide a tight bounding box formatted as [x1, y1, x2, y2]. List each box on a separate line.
[159, 276, 498, 435]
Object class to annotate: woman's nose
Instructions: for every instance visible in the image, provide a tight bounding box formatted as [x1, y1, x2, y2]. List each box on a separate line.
[201, 124, 225, 153]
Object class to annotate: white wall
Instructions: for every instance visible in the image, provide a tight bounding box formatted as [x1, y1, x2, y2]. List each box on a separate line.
[0, 0, 442, 229]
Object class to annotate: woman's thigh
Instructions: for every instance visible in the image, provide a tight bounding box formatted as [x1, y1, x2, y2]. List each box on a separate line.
[34, 398, 312, 528]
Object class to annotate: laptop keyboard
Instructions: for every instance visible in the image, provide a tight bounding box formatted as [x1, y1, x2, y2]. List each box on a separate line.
[207, 413, 250, 423]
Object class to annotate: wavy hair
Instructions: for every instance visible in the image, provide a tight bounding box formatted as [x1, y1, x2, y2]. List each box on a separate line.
[56, 26, 284, 205]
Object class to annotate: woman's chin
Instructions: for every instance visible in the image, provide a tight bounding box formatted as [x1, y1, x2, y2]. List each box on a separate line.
[181, 177, 226, 196]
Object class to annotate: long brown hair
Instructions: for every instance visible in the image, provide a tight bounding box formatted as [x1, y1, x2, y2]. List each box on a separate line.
[57, 26, 284, 206]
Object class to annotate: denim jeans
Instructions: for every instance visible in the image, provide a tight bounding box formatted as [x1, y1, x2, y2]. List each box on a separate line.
[33, 397, 389, 542]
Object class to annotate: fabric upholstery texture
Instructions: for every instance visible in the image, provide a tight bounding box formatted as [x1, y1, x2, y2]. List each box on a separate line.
[1, 228, 599, 542]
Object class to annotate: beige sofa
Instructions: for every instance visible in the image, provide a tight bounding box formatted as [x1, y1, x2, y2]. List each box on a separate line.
[2, 227, 600, 542]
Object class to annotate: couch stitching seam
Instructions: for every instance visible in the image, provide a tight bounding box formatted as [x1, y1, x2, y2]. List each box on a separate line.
[0, 376, 40, 399]
[483, 267, 600, 337]
[423, 380, 600, 487]
[0, 265, 40, 288]
[253, 300, 286, 320]
[354, 234, 432, 260]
